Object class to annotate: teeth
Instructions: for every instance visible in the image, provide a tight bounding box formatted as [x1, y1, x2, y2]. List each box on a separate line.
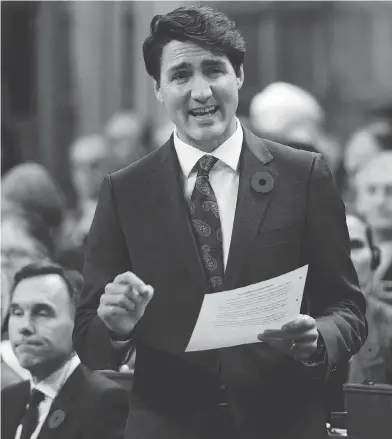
[191, 106, 217, 116]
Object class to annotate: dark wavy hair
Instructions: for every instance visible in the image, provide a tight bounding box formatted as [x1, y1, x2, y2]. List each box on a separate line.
[143, 5, 246, 84]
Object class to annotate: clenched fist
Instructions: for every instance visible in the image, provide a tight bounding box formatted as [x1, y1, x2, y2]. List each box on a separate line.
[98, 271, 154, 339]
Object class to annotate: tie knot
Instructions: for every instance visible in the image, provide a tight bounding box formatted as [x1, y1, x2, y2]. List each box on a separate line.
[29, 389, 45, 406]
[196, 155, 218, 177]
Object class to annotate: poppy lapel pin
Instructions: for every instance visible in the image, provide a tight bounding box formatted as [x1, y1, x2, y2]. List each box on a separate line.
[48, 409, 66, 429]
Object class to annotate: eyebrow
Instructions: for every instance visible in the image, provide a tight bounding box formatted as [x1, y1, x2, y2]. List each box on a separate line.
[10, 302, 54, 312]
[168, 59, 226, 74]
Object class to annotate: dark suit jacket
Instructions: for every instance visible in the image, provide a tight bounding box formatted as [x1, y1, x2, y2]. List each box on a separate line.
[1, 364, 129, 439]
[73, 128, 367, 439]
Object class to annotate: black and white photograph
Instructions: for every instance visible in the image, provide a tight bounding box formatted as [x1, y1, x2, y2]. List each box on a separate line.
[1, 1, 392, 439]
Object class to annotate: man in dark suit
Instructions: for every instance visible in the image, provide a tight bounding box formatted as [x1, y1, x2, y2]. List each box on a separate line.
[1, 262, 128, 439]
[73, 5, 367, 439]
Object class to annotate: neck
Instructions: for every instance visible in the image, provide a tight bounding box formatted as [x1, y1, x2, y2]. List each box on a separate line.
[177, 117, 238, 153]
[30, 354, 73, 384]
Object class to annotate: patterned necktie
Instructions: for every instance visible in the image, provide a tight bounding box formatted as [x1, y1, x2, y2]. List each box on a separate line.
[189, 155, 224, 292]
[20, 389, 45, 439]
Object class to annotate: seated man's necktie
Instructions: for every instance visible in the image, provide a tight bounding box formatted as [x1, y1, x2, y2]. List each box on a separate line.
[189, 155, 224, 292]
[20, 388, 45, 439]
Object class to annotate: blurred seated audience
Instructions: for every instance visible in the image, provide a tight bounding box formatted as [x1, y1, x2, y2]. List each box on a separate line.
[1, 162, 66, 337]
[346, 209, 392, 384]
[1, 203, 55, 389]
[1, 162, 65, 247]
[60, 134, 112, 265]
[353, 151, 392, 294]
[344, 100, 392, 179]
[249, 81, 342, 176]
[1, 262, 129, 439]
[104, 111, 146, 171]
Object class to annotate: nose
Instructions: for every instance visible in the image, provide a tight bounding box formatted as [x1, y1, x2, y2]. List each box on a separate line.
[18, 314, 35, 336]
[190, 74, 212, 103]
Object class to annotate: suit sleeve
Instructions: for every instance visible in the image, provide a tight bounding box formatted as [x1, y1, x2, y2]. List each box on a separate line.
[73, 175, 134, 370]
[304, 154, 367, 380]
[84, 384, 129, 439]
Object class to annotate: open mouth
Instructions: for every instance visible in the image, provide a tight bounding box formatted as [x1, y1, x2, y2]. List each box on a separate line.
[189, 105, 219, 117]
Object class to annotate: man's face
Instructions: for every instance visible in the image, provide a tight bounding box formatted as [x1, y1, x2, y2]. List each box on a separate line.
[346, 215, 374, 295]
[154, 40, 244, 152]
[9, 274, 75, 379]
[355, 160, 392, 233]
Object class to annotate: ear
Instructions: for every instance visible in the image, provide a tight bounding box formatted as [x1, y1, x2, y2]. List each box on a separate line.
[153, 80, 163, 103]
[236, 65, 244, 90]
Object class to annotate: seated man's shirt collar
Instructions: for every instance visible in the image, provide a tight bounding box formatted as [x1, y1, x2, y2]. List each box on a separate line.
[32, 355, 80, 400]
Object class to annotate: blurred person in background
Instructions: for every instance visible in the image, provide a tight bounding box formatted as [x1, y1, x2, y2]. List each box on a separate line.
[1, 262, 129, 439]
[353, 151, 392, 293]
[1, 163, 66, 389]
[345, 209, 392, 384]
[1, 162, 66, 250]
[249, 82, 342, 178]
[105, 111, 146, 171]
[1, 202, 54, 389]
[61, 134, 112, 256]
[343, 100, 392, 202]
[344, 100, 392, 179]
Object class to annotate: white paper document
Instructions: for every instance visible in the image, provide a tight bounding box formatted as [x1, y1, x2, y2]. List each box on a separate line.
[186, 265, 308, 352]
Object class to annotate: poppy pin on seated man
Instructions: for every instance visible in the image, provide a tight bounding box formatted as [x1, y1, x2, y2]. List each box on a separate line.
[251, 171, 275, 194]
[48, 409, 66, 429]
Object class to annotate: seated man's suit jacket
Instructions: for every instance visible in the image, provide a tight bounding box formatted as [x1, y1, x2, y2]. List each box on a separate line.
[73, 127, 367, 439]
[1, 364, 129, 439]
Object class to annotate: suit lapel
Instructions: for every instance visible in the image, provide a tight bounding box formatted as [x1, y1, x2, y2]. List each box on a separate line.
[1, 380, 30, 439]
[224, 128, 275, 290]
[38, 365, 85, 439]
[150, 139, 210, 297]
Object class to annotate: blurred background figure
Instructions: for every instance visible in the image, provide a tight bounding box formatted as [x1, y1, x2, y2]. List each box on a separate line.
[344, 101, 392, 178]
[353, 151, 392, 293]
[249, 82, 342, 176]
[104, 111, 146, 171]
[345, 209, 392, 384]
[1, 163, 65, 388]
[1, 163, 65, 281]
[60, 134, 112, 264]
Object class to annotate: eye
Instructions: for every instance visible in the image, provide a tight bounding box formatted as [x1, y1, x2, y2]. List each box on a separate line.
[211, 67, 224, 73]
[37, 309, 51, 317]
[10, 307, 23, 317]
[171, 71, 189, 82]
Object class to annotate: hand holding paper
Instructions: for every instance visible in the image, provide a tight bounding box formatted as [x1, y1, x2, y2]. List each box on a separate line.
[258, 314, 319, 361]
[186, 265, 308, 352]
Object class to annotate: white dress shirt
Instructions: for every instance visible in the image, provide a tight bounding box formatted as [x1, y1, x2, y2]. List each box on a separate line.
[174, 119, 243, 269]
[14, 355, 80, 439]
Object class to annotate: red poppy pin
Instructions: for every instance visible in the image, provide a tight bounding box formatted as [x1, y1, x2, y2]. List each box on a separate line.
[251, 171, 275, 194]
[48, 409, 66, 429]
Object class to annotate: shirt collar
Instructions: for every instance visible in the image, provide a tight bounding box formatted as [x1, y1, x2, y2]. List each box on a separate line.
[32, 355, 80, 400]
[173, 118, 243, 178]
